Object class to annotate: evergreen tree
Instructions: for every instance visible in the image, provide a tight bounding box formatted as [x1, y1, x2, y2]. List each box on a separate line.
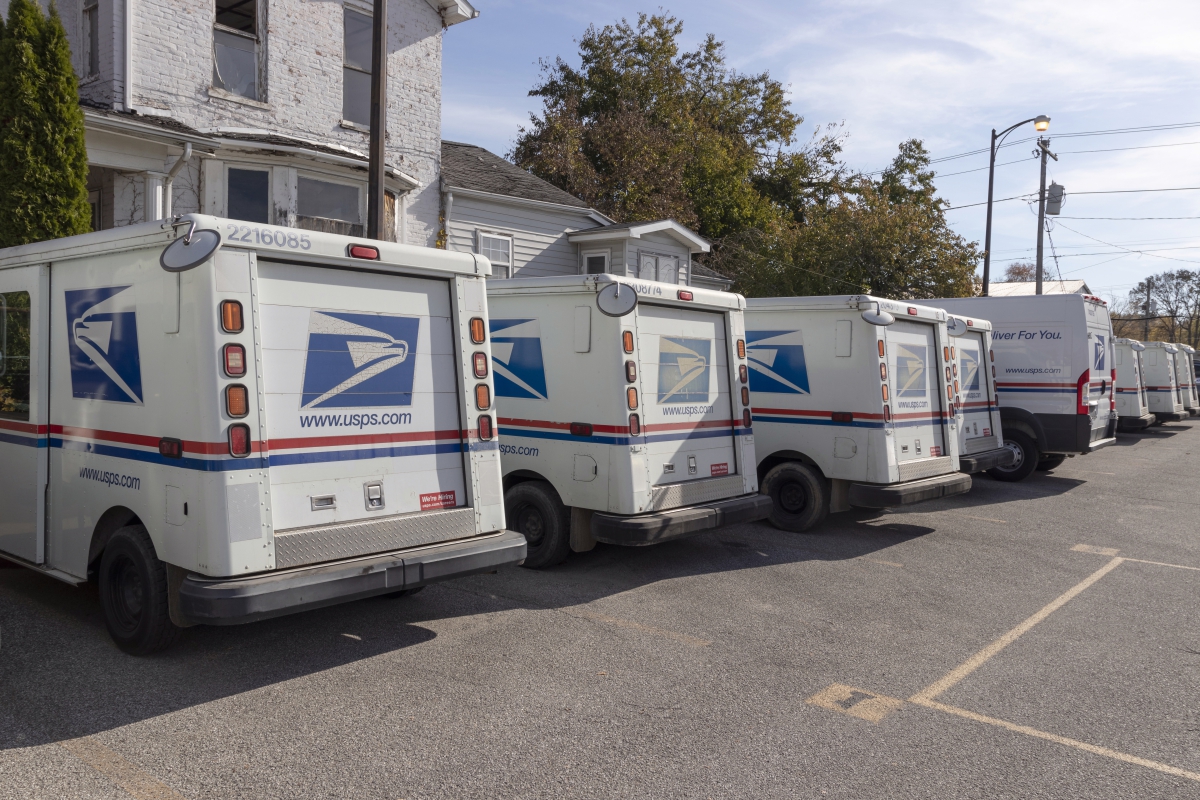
[0, 0, 90, 248]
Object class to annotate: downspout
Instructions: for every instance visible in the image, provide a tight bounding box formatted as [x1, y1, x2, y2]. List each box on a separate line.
[123, 0, 134, 111]
[163, 143, 192, 219]
[439, 177, 453, 249]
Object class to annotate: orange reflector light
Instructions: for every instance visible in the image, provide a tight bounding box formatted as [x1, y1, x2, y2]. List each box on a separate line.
[570, 422, 593, 437]
[478, 415, 493, 440]
[228, 424, 251, 457]
[877, 340, 885, 358]
[473, 352, 488, 378]
[628, 413, 641, 436]
[223, 344, 246, 377]
[469, 317, 485, 344]
[737, 339, 746, 359]
[623, 330, 635, 353]
[475, 383, 490, 410]
[625, 360, 637, 382]
[348, 244, 380, 260]
[159, 437, 182, 459]
[220, 300, 243, 333]
[947, 385, 954, 401]
[954, 380, 959, 394]
[226, 385, 249, 417]
[677, 290, 693, 301]
[742, 408, 752, 428]
[741, 386, 750, 406]
[943, 346, 950, 362]
[739, 364, 748, 384]
[882, 384, 889, 401]
[951, 346, 955, 359]
[627, 386, 638, 410]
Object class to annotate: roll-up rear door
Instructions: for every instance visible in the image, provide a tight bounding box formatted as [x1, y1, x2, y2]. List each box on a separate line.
[885, 321, 947, 463]
[957, 331, 997, 445]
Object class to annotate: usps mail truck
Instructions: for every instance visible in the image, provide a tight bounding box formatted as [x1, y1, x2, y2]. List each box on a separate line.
[745, 297, 972, 532]
[925, 294, 1116, 479]
[0, 215, 525, 653]
[486, 275, 771, 568]
[1142, 341, 1188, 423]
[1172, 343, 1198, 415]
[945, 314, 1019, 475]
[1113, 338, 1155, 431]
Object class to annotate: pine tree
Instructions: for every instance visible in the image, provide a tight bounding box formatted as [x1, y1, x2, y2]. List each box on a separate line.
[0, 0, 91, 248]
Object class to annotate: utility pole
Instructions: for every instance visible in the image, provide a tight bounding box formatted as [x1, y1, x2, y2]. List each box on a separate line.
[982, 115, 1050, 296]
[1145, 278, 1153, 341]
[1034, 137, 1058, 295]
[366, 0, 388, 240]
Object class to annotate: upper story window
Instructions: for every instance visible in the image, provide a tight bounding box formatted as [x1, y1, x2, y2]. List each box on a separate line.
[478, 233, 513, 278]
[297, 175, 364, 237]
[343, 8, 372, 126]
[583, 251, 609, 275]
[82, 0, 99, 77]
[213, 0, 260, 101]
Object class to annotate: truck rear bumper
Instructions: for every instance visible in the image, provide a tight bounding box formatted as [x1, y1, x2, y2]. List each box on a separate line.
[177, 530, 527, 626]
[1118, 412, 1157, 431]
[1153, 410, 1189, 423]
[591, 493, 773, 547]
[957, 446, 1016, 474]
[849, 472, 972, 509]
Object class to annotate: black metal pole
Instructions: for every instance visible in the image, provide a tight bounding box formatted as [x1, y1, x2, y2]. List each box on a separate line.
[1035, 137, 1049, 296]
[366, 0, 387, 240]
[982, 128, 997, 296]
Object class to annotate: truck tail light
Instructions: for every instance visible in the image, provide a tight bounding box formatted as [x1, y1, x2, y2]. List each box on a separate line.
[831, 412, 853, 423]
[223, 344, 246, 377]
[882, 384, 889, 402]
[348, 244, 380, 260]
[741, 386, 750, 406]
[226, 385, 249, 417]
[742, 408, 752, 428]
[628, 413, 641, 436]
[737, 339, 746, 359]
[159, 437, 182, 459]
[627, 387, 638, 410]
[990, 350, 994, 362]
[943, 346, 950, 362]
[228, 424, 251, 457]
[677, 290, 693, 301]
[883, 405, 892, 422]
[475, 384, 490, 410]
[625, 360, 637, 382]
[570, 422, 593, 437]
[478, 415, 493, 440]
[954, 380, 959, 394]
[739, 364, 748, 383]
[907, 307, 918, 315]
[877, 340, 885, 358]
[947, 385, 954, 401]
[1076, 369, 1090, 414]
[220, 300, 243, 333]
[992, 365, 996, 378]
[880, 363, 887, 381]
[951, 347, 955, 360]
[469, 317, 486, 344]
[623, 330, 635, 353]
[945, 366, 951, 382]
[473, 352, 488, 378]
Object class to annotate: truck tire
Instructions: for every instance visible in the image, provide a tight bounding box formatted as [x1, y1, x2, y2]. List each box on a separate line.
[1035, 454, 1067, 472]
[97, 525, 179, 655]
[987, 430, 1038, 482]
[506, 481, 571, 569]
[761, 462, 829, 533]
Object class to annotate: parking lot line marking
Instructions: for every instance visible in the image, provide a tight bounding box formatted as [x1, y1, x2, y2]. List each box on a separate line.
[1124, 557, 1200, 573]
[1072, 544, 1121, 556]
[959, 514, 1007, 523]
[807, 684, 905, 724]
[910, 557, 1125, 704]
[914, 698, 1200, 784]
[569, 610, 712, 647]
[865, 558, 904, 568]
[60, 736, 187, 799]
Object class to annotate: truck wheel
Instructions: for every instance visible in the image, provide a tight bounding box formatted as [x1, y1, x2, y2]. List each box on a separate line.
[761, 462, 829, 533]
[506, 481, 570, 569]
[97, 525, 179, 655]
[1035, 454, 1067, 472]
[987, 430, 1038, 482]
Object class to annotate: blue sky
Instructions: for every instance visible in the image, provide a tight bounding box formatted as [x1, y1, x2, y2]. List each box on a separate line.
[442, 1, 1200, 303]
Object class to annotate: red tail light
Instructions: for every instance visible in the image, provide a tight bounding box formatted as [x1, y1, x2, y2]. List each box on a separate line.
[739, 364, 748, 383]
[883, 405, 892, 422]
[220, 300, 243, 333]
[348, 244, 380, 260]
[469, 318, 486, 344]
[947, 385, 954, 401]
[742, 408, 752, 428]
[741, 387, 750, 406]
[831, 412, 853, 423]
[473, 352, 488, 378]
[907, 307, 918, 315]
[478, 415, 493, 440]
[943, 346, 950, 362]
[223, 344, 246, 377]
[570, 422, 593, 437]
[228, 424, 251, 457]
[677, 290, 693, 301]
[628, 413, 641, 436]
[1076, 369, 1090, 414]
[1111, 368, 1117, 411]
[159, 437, 182, 459]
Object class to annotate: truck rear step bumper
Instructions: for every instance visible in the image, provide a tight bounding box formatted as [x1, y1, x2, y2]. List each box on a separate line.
[849, 472, 972, 509]
[591, 493, 773, 547]
[1154, 410, 1190, 423]
[177, 530, 527, 626]
[957, 446, 1017, 474]
[1118, 412, 1157, 431]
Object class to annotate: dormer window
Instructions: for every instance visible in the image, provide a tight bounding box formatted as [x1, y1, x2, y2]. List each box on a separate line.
[213, 0, 261, 101]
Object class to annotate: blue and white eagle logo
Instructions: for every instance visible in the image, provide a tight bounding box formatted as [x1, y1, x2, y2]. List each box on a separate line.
[300, 310, 418, 408]
[65, 285, 144, 404]
[658, 336, 711, 403]
[746, 330, 809, 394]
[895, 344, 928, 398]
[490, 318, 548, 400]
[1094, 335, 1106, 371]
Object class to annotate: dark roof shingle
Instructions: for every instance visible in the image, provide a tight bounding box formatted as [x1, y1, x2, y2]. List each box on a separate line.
[441, 141, 589, 209]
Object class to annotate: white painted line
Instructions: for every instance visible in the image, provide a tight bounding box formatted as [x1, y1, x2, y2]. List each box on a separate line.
[1072, 544, 1121, 556]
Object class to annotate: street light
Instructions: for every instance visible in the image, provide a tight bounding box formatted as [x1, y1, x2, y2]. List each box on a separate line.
[982, 114, 1050, 295]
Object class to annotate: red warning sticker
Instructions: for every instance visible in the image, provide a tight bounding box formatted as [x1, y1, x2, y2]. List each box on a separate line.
[710, 463, 729, 477]
[420, 490, 457, 510]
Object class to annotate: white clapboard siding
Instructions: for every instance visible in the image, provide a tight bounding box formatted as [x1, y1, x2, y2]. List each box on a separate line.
[446, 195, 601, 277]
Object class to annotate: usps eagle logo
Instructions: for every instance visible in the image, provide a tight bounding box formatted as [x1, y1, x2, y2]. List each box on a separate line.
[300, 311, 418, 408]
[658, 336, 711, 403]
[1094, 335, 1106, 371]
[65, 285, 144, 404]
[895, 344, 928, 398]
[746, 330, 810, 394]
[490, 318, 548, 400]
[960, 346, 981, 392]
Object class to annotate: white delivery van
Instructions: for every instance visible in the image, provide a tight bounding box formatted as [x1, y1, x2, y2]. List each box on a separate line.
[945, 314, 1020, 476]
[1142, 341, 1188, 423]
[1172, 343, 1199, 415]
[0, 215, 524, 653]
[744, 296, 972, 532]
[1113, 338, 1156, 431]
[924, 294, 1116, 479]
[486, 275, 770, 568]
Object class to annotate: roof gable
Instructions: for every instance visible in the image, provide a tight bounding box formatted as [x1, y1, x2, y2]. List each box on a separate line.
[441, 141, 589, 209]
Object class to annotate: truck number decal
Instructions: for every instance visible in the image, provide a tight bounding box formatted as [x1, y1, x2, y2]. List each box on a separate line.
[225, 224, 312, 250]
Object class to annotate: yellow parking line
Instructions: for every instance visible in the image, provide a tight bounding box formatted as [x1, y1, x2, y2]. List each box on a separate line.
[807, 684, 904, 724]
[911, 557, 1124, 704]
[60, 737, 186, 800]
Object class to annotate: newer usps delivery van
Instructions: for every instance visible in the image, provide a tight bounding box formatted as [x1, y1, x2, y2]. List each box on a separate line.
[744, 296, 972, 532]
[925, 294, 1116, 480]
[486, 275, 771, 568]
[0, 215, 525, 653]
[1113, 338, 1155, 431]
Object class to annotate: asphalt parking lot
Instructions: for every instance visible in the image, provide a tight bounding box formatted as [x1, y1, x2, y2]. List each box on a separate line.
[1, 420, 1198, 800]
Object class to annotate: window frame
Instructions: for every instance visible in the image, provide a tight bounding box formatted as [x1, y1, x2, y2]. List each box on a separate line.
[581, 249, 610, 276]
[212, 0, 266, 102]
[81, 0, 99, 78]
[476, 230, 514, 279]
[342, 5, 374, 127]
[296, 171, 366, 236]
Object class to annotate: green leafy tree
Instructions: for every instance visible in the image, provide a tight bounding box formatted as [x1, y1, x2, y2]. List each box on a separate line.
[0, 0, 91, 248]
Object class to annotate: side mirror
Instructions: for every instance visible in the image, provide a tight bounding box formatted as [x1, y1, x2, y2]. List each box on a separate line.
[1131, 342, 1146, 352]
[861, 307, 894, 327]
[596, 281, 638, 317]
[946, 317, 968, 337]
[160, 219, 222, 272]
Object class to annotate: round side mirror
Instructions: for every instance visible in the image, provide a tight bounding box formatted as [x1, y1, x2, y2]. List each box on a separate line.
[596, 282, 638, 317]
[946, 317, 968, 337]
[861, 308, 895, 327]
[160, 227, 222, 272]
[1131, 342, 1146, 352]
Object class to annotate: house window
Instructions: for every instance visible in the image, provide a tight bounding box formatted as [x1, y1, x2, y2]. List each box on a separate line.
[583, 251, 609, 275]
[213, 0, 260, 101]
[297, 175, 363, 236]
[88, 190, 102, 231]
[228, 168, 269, 223]
[343, 8, 373, 126]
[82, 0, 99, 77]
[478, 233, 512, 278]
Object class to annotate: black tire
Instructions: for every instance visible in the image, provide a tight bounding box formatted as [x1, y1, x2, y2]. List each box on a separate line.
[97, 525, 179, 655]
[761, 461, 829, 533]
[1035, 454, 1067, 472]
[987, 430, 1039, 482]
[505, 481, 570, 569]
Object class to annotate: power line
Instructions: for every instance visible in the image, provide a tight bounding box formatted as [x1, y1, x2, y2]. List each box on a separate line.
[945, 185, 1200, 211]
[1057, 216, 1200, 220]
[1049, 220, 1200, 266]
[925, 120, 1200, 166]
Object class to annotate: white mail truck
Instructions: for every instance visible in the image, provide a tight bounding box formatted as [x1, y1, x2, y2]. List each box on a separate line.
[0, 215, 525, 653]
[1142, 341, 1188, 423]
[1172, 343, 1198, 415]
[1113, 338, 1155, 431]
[744, 296, 972, 532]
[486, 275, 771, 568]
[925, 294, 1116, 479]
[945, 314, 1019, 476]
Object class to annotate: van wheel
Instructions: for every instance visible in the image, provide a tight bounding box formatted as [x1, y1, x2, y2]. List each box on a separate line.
[1036, 454, 1067, 472]
[506, 481, 570, 569]
[988, 431, 1038, 482]
[761, 462, 829, 533]
[97, 525, 179, 655]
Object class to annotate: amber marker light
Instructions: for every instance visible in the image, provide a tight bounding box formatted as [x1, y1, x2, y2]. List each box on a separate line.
[469, 318, 486, 344]
[475, 384, 491, 410]
[220, 300, 243, 333]
[623, 330, 635, 353]
[626, 386, 638, 410]
[226, 385, 249, 417]
[737, 339, 746, 359]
